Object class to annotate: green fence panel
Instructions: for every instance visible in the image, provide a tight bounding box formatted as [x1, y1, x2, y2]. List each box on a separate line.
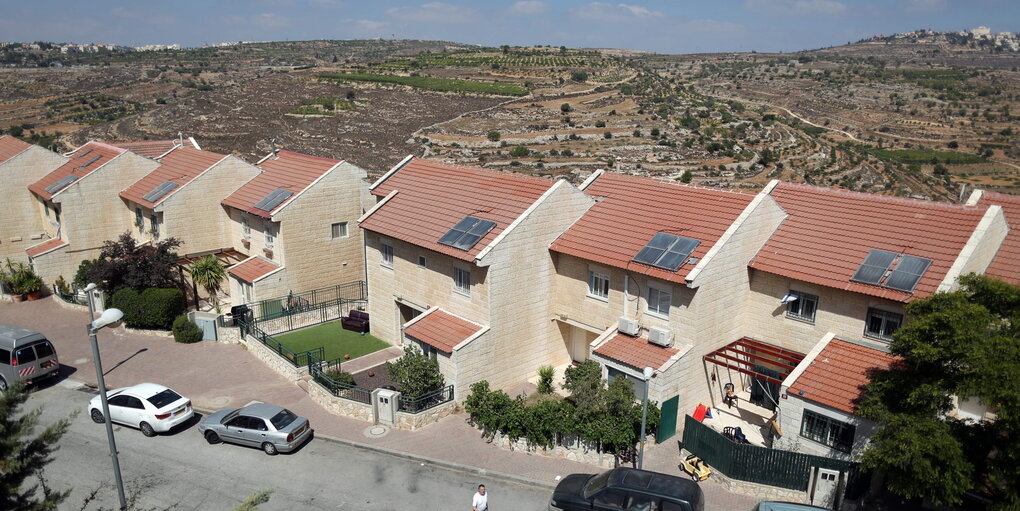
[656, 395, 679, 443]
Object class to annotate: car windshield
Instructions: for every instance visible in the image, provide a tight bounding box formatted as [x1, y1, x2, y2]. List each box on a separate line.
[269, 409, 298, 430]
[147, 389, 183, 408]
[583, 471, 612, 499]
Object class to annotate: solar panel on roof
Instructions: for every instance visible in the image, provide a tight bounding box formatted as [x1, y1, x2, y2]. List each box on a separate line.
[850, 249, 897, 285]
[76, 149, 93, 159]
[252, 188, 293, 212]
[44, 174, 78, 194]
[141, 181, 179, 203]
[632, 232, 701, 271]
[437, 216, 496, 251]
[884, 255, 932, 292]
[80, 155, 102, 168]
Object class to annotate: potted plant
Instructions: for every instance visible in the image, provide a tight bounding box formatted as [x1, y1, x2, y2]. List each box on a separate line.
[19, 272, 44, 300]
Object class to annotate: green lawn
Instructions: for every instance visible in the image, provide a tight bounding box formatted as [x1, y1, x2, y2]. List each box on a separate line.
[274, 322, 389, 362]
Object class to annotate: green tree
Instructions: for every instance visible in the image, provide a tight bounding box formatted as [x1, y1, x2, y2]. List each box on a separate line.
[0, 383, 72, 510]
[570, 71, 588, 82]
[857, 275, 1020, 507]
[486, 130, 500, 142]
[680, 170, 693, 183]
[86, 233, 182, 293]
[189, 255, 226, 312]
[386, 345, 445, 398]
[509, 145, 530, 158]
[560, 103, 571, 113]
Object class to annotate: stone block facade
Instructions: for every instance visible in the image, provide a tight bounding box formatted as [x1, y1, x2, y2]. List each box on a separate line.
[0, 146, 67, 264]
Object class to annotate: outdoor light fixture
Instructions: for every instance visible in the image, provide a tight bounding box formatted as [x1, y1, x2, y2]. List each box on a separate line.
[638, 366, 654, 470]
[84, 288, 127, 510]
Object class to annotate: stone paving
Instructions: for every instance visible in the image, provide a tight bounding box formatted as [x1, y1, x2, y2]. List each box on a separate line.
[1, 297, 760, 511]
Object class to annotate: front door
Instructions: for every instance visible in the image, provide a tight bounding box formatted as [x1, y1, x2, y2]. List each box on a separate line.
[570, 327, 591, 363]
[656, 395, 679, 442]
[811, 468, 841, 509]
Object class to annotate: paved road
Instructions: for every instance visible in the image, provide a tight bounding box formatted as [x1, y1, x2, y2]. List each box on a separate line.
[31, 382, 551, 511]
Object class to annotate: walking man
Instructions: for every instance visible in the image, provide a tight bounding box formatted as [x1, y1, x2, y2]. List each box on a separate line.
[472, 484, 488, 511]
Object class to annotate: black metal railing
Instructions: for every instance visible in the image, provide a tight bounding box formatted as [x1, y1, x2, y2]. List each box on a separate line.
[308, 353, 373, 404]
[237, 316, 324, 368]
[398, 385, 455, 414]
[247, 281, 367, 325]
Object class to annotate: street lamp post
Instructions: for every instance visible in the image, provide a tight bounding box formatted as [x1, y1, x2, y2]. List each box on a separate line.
[638, 366, 654, 470]
[85, 296, 127, 510]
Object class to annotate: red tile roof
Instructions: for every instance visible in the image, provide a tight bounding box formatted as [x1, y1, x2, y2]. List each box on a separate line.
[228, 257, 282, 283]
[550, 172, 755, 284]
[0, 135, 32, 164]
[25, 238, 68, 258]
[111, 140, 178, 159]
[594, 332, 679, 371]
[403, 308, 484, 353]
[750, 182, 988, 302]
[788, 338, 899, 415]
[977, 191, 1020, 286]
[362, 157, 555, 262]
[222, 149, 341, 218]
[29, 142, 125, 200]
[120, 147, 226, 208]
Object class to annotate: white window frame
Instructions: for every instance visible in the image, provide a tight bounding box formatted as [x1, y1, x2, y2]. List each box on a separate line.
[263, 220, 275, 248]
[331, 221, 348, 239]
[865, 307, 902, 341]
[786, 290, 819, 323]
[800, 409, 856, 453]
[149, 213, 159, 237]
[241, 214, 251, 239]
[453, 266, 471, 296]
[380, 241, 394, 268]
[134, 207, 143, 232]
[646, 283, 671, 318]
[587, 269, 610, 300]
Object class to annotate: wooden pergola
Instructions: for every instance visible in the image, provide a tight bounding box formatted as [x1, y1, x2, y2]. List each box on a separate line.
[703, 337, 806, 385]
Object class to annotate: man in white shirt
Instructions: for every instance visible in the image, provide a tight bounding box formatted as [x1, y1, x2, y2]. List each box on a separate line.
[472, 484, 488, 511]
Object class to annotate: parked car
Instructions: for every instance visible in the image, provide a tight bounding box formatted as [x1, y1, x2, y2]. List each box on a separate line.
[756, 503, 829, 511]
[89, 383, 194, 437]
[0, 323, 60, 391]
[198, 403, 312, 455]
[549, 467, 704, 511]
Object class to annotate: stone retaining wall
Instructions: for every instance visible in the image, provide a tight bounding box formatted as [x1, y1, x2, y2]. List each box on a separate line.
[394, 400, 459, 431]
[487, 432, 619, 469]
[680, 449, 807, 502]
[307, 379, 375, 422]
[238, 334, 307, 382]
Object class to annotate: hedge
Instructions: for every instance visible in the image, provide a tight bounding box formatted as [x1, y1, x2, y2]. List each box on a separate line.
[172, 315, 202, 344]
[111, 287, 185, 330]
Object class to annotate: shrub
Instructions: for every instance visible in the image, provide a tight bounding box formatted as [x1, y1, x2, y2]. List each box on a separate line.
[324, 370, 355, 386]
[112, 287, 185, 330]
[111, 287, 143, 326]
[537, 365, 555, 394]
[172, 315, 202, 344]
[386, 345, 444, 398]
[72, 258, 98, 288]
[509, 145, 530, 158]
[560, 103, 571, 113]
[486, 130, 500, 142]
[595, 120, 606, 128]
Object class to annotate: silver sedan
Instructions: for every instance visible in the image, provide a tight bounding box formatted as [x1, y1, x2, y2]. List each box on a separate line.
[198, 403, 313, 455]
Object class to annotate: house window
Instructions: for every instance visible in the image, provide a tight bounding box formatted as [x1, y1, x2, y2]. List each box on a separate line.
[800, 409, 856, 453]
[263, 220, 275, 248]
[135, 207, 143, 232]
[453, 267, 470, 296]
[865, 308, 902, 341]
[608, 366, 647, 398]
[646, 284, 671, 317]
[419, 342, 438, 360]
[588, 270, 609, 300]
[54, 207, 60, 226]
[331, 221, 348, 239]
[786, 291, 818, 322]
[149, 213, 159, 236]
[380, 242, 393, 268]
[418, 255, 427, 268]
[241, 214, 250, 238]
[44, 202, 51, 219]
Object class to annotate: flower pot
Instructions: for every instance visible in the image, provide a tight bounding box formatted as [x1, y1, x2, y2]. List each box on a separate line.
[262, 248, 273, 259]
[12, 294, 25, 303]
[26, 290, 42, 301]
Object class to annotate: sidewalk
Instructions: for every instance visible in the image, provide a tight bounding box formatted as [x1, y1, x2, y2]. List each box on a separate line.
[1, 297, 758, 510]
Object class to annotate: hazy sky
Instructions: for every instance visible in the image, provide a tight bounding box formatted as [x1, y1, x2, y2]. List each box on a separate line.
[1, 0, 1017, 54]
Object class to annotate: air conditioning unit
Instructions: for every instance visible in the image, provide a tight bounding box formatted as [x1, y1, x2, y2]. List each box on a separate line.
[648, 327, 672, 347]
[618, 317, 640, 336]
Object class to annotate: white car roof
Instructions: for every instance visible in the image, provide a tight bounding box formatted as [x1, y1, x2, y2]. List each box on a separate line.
[122, 382, 172, 398]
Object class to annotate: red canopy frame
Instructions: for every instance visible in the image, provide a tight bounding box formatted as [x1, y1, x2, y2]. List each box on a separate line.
[703, 337, 806, 386]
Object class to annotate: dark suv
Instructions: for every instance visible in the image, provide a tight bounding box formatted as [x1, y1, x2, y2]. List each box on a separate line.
[549, 467, 704, 511]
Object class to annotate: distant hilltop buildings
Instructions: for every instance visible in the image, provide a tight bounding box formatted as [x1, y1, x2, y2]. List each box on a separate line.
[866, 27, 1020, 52]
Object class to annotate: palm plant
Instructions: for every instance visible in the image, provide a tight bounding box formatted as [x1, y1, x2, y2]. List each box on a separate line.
[189, 255, 226, 312]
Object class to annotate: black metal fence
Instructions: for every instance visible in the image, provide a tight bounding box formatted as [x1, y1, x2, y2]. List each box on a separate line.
[247, 281, 367, 332]
[682, 415, 867, 495]
[236, 315, 325, 368]
[307, 352, 373, 404]
[398, 385, 455, 414]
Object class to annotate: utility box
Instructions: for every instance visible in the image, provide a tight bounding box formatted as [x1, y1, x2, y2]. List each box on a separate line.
[373, 388, 400, 426]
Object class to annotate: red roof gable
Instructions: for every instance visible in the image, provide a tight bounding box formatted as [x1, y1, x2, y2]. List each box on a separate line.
[29, 142, 125, 200]
[228, 257, 282, 283]
[120, 147, 226, 208]
[403, 308, 484, 353]
[594, 332, 679, 371]
[362, 157, 555, 262]
[750, 182, 988, 302]
[0, 135, 32, 164]
[977, 191, 1020, 286]
[25, 238, 68, 258]
[550, 172, 755, 284]
[111, 140, 178, 159]
[222, 149, 341, 218]
[788, 338, 899, 415]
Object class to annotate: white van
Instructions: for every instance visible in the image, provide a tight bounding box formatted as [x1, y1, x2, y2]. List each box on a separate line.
[0, 324, 60, 391]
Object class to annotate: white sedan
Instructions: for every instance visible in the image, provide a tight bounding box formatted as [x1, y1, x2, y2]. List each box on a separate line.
[89, 383, 194, 437]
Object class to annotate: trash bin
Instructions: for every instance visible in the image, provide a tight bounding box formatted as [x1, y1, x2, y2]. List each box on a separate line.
[230, 305, 251, 333]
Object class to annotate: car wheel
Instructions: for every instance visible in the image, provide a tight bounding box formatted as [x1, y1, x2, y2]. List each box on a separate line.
[262, 442, 278, 455]
[0, 377, 7, 392]
[90, 409, 104, 423]
[140, 422, 156, 437]
[204, 431, 221, 444]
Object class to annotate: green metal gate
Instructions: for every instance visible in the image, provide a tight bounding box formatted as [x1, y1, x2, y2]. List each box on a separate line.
[656, 395, 679, 442]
